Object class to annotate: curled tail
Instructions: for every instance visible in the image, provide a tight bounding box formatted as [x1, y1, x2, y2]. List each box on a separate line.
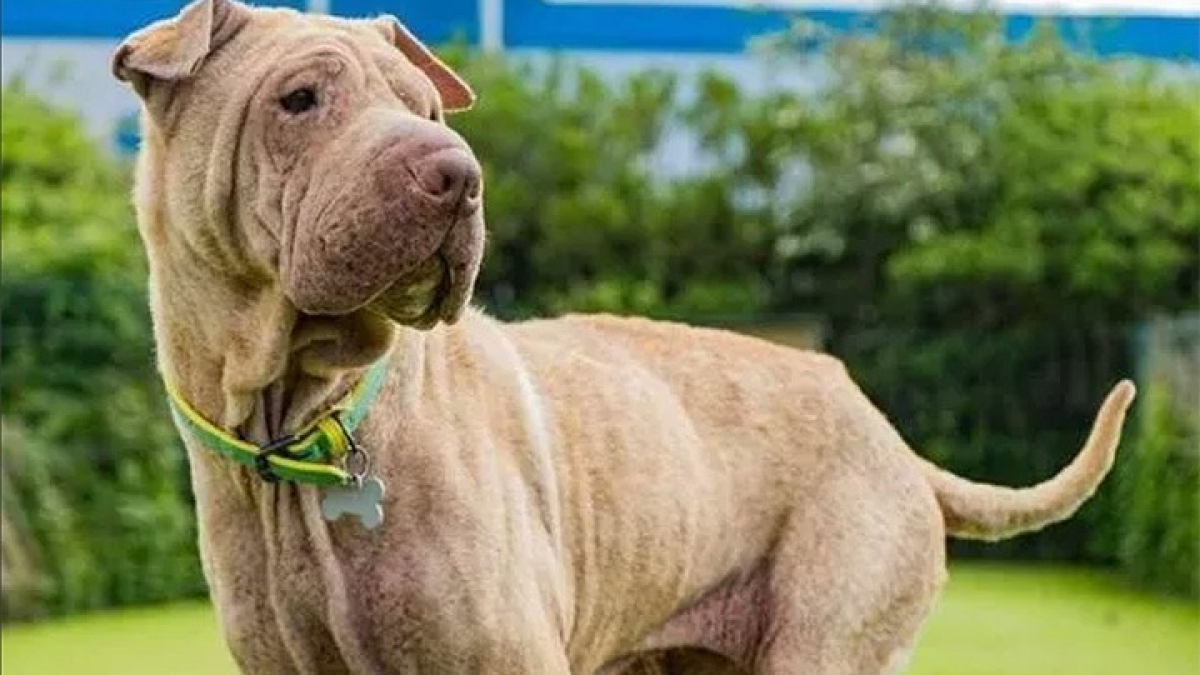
[921, 380, 1137, 541]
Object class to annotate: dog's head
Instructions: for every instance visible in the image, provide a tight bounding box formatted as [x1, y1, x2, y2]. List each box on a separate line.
[113, 0, 484, 329]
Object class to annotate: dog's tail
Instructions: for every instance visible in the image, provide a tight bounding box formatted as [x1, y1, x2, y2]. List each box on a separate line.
[919, 380, 1137, 541]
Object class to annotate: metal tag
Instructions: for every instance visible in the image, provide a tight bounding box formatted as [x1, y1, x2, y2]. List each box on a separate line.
[321, 476, 386, 530]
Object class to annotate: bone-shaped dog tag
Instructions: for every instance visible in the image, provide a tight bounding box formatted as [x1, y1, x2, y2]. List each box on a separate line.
[321, 477, 386, 530]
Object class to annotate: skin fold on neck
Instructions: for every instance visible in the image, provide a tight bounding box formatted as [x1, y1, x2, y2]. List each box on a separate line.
[136, 108, 404, 458]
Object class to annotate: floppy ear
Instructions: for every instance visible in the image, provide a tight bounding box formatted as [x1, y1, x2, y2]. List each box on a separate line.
[379, 17, 475, 113]
[111, 0, 247, 97]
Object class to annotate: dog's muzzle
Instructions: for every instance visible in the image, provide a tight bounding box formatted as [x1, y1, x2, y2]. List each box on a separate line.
[284, 115, 486, 327]
[365, 145, 484, 328]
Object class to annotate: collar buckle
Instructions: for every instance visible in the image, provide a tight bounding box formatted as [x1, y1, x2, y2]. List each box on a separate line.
[254, 434, 299, 483]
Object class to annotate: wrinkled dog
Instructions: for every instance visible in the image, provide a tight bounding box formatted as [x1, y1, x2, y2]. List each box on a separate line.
[113, 1, 1136, 673]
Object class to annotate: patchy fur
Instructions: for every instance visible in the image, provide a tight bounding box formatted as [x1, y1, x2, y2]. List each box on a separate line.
[114, 2, 1137, 673]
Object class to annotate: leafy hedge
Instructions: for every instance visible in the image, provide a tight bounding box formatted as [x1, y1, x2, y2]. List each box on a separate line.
[1116, 317, 1199, 597]
[1119, 383, 1199, 597]
[2, 8, 1198, 621]
[443, 53, 772, 319]
[1, 84, 205, 620]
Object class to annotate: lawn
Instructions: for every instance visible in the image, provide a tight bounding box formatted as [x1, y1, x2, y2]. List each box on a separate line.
[3, 563, 1197, 675]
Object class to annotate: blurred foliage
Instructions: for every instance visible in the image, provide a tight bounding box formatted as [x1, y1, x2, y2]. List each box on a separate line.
[1, 84, 205, 621]
[1116, 316, 1199, 598]
[442, 52, 772, 318]
[1, 85, 142, 281]
[701, 9, 1200, 331]
[1119, 384, 1199, 597]
[2, 6, 1198, 621]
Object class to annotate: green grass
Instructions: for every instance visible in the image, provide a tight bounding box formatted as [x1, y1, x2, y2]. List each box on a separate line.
[3, 564, 1197, 674]
[909, 563, 1199, 675]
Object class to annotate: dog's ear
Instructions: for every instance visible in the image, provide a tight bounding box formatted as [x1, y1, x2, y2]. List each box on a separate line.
[378, 17, 475, 113]
[111, 0, 248, 98]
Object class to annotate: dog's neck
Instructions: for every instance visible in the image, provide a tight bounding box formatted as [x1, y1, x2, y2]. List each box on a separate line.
[134, 125, 403, 449]
[148, 255, 403, 446]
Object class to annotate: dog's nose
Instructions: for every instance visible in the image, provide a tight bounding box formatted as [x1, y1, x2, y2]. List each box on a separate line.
[411, 148, 482, 208]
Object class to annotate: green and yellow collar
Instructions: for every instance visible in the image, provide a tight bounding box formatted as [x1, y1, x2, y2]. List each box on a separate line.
[164, 359, 390, 487]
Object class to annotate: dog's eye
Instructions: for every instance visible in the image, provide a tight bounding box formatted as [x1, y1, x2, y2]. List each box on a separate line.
[428, 109, 439, 122]
[279, 87, 318, 114]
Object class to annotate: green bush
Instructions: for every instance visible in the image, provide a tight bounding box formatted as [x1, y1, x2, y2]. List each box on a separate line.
[1, 84, 205, 620]
[443, 50, 774, 320]
[1116, 319, 1200, 598]
[1118, 383, 1200, 597]
[684, 10, 1200, 331]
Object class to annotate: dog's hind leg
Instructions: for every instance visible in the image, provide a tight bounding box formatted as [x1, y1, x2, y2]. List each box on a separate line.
[753, 474, 946, 675]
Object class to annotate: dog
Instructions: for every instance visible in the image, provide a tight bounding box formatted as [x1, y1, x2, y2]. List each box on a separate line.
[112, 1, 1136, 672]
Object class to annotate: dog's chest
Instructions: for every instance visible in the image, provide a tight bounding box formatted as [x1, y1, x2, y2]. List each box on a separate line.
[199, 481, 401, 674]
[241, 504, 546, 673]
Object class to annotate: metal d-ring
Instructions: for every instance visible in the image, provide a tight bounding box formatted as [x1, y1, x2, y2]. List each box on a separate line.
[333, 415, 371, 488]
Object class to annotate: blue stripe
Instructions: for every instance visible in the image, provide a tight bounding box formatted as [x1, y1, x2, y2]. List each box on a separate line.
[504, 0, 1200, 60]
[1005, 14, 1200, 60]
[330, 0, 479, 45]
[0, 0, 306, 39]
[2, 0, 1196, 61]
[506, 1, 795, 53]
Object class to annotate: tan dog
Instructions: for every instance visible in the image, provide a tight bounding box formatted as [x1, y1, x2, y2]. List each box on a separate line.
[112, 1, 1136, 673]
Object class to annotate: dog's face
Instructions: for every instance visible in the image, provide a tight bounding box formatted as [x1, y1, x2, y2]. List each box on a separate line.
[113, 0, 484, 329]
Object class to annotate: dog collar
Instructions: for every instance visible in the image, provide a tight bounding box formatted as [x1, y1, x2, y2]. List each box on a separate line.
[163, 358, 390, 487]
